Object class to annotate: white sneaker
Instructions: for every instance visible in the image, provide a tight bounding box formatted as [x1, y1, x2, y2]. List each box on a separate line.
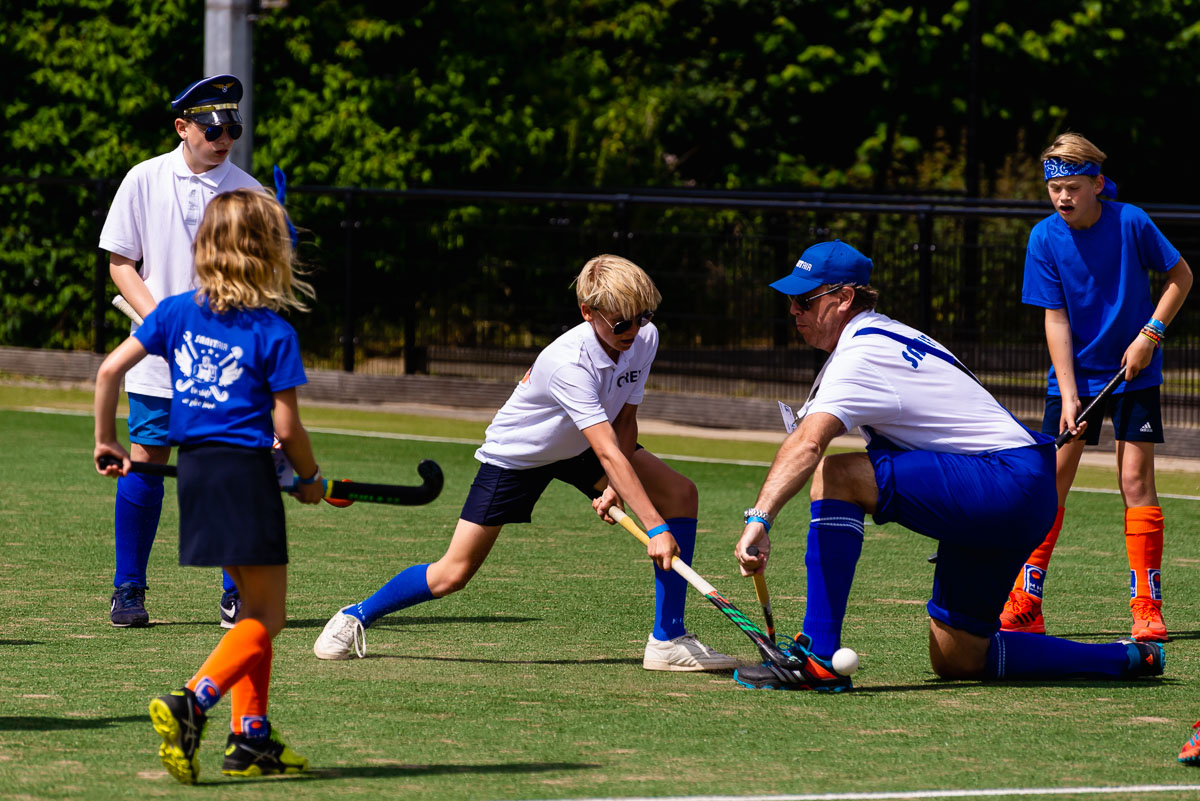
[643, 632, 738, 672]
[313, 609, 366, 660]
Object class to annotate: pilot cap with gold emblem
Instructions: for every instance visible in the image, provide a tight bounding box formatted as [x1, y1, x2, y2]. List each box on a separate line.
[170, 75, 244, 126]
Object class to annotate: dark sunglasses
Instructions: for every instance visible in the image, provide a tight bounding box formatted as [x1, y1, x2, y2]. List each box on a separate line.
[790, 284, 845, 312]
[596, 309, 654, 335]
[193, 121, 243, 142]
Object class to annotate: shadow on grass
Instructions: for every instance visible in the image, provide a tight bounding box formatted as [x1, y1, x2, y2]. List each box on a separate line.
[372, 653, 643, 666]
[0, 639, 43, 645]
[1055, 629, 1200, 641]
[289, 615, 543, 630]
[0, 714, 145, 731]
[194, 761, 602, 785]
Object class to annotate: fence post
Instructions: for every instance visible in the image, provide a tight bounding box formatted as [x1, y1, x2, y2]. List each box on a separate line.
[92, 179, 110, 354]
[340, 190, 357, 373]
[918, 209, 934, 333]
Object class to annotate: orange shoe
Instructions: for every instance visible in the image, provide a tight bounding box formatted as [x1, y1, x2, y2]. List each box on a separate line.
[999, 590, 1045, 634]
[1131, 599, 1169, 642]
[1179, 721, 1200, 765]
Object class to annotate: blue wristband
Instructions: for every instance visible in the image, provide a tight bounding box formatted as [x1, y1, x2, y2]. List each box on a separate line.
[746, 515, 772, 533]
[1146, 317, 1166, 336]
[298, 465, 321, 485]
[647, 523, 671, 538]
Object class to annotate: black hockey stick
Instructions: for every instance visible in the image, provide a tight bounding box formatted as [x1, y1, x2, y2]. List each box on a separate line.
[1054, 367, 1126, 448]
[97, 456, 444, 506]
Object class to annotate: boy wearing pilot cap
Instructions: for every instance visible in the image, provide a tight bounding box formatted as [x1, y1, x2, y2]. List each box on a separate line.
[99, 74, 263, 630]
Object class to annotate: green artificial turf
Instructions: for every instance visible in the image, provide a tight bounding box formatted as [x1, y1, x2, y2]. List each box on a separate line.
[1, 385, 1199, 800]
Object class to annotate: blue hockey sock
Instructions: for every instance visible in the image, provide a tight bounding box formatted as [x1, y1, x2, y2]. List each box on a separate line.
[984, 631, 1138, 679]
[652, 517, 696, 641]
[351, 564, 435, 627]
[802, 499, 865, 658]
[114, 471, 164, 588]
[222, 570, 237, 593]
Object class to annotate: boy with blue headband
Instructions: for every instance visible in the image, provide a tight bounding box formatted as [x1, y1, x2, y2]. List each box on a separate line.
[1003, 133, 1192, 645]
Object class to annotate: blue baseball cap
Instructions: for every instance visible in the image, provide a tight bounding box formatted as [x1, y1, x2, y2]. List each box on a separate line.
[768, 240, 873, 296]
[171, 75, 244, 126]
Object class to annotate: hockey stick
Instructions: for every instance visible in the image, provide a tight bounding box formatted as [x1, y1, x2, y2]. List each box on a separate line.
[605, 507, 799, 670]
[744, 545, 776, 640]
[1054, 367, 1126, 448]
[112, 295, 144, 326]
[97, 456, 444, 506]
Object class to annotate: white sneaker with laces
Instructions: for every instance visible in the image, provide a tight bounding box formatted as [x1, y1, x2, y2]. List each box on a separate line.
[313, 609, 366, 660]
[643, 632, 738, 672]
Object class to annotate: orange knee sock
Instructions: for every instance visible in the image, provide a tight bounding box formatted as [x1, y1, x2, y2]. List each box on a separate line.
[1011, 506, 1065, 600]
[186, 618, 270, 711]
[1125, 505, 1164, 608]
[230, 638, 272, 736]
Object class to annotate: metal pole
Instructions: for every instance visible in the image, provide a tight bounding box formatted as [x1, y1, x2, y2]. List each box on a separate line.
[205, 0, 254, 174]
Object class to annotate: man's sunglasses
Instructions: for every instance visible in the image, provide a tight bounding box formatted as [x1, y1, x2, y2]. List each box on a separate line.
[790, 284, 845, 311]
[193, 121, 243, 142]
[596, 309, 654, 335]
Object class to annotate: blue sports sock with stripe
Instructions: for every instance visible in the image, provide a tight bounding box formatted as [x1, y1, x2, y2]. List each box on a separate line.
[802, 499, 865, 659]
[222, 570, 237, 593]
[114, 472, 164, 588]
[652, 517, 696, 641]
[350, 564, 435, 627]
[985, 631, 1141, 679]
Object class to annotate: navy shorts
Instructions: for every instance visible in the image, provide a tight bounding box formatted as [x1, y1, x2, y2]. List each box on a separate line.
[868, 436, 1058, 637]
[1042, 386, 1163, 445]
[127, 393, 171, 446]
[176, 444, 288, 567]
[461, 446, 642, 526]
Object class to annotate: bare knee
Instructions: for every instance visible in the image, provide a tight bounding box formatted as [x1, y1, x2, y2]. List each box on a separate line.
[238, 606, 286, 638]
[426, 559, 478, 597]
[660, 475, 698, 519]
[928, 619, 989, 679]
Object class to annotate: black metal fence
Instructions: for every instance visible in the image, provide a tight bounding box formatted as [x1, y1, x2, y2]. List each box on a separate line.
[3, 177, 1199, 425]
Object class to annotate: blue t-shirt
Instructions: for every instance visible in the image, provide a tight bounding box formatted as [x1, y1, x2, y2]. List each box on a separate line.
[1022, 200, 1180, 396]
[134, 292, 308, 447]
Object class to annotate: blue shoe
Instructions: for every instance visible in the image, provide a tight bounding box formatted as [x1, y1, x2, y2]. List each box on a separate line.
[733, 634, 852, 693]
[1121, 639, 1164, 678]
[110, 583, 149, 628]
[220, 589, 241, 629]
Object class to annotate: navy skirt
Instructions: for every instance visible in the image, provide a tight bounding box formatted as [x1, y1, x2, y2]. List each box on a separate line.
[176, 443, 288, 567]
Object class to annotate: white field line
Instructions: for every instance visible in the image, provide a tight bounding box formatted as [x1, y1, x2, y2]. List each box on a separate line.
[512, 784, 1200, 801]
[15, 408, 1200, 501]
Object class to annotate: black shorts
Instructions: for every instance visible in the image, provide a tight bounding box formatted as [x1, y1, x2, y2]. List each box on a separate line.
[1042, 386, 1164, 445]
[176, 443, 288, 567]
[460, 445, 642, 526]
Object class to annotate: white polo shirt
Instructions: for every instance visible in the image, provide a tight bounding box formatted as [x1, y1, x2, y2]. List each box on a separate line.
[475, 321, 657, 469]
[800, 310, 1036, 454]
[99, 143, 261, 398]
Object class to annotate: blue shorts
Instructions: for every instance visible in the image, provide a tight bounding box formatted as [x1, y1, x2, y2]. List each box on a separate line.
[127, 393, 171, 446]
[462, 446, 640, 526]
[868, 436, 1058, 637]
[1042, 386, 1163, 445]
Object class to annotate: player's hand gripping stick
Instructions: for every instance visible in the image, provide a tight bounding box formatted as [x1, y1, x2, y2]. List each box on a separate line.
[744, 545, 776, 640]
[1054, 367, 1126, 448]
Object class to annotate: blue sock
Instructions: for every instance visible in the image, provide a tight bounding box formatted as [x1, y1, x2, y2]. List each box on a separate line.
[221, 570, 237, 593]
[351, 564, 435, 627]
[114, 472, 164, 588]
[802, 499, 865, 658]
[652, 518, 696, 641]
[985, 631, 1141, 679]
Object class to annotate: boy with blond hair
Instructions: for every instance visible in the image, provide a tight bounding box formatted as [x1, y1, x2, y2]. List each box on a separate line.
[1003, 133, 1192, 643]
[314, 254, 735, 672]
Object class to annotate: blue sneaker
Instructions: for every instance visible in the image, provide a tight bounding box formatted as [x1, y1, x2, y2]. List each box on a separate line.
[110, 583, 149, 628]
[220, 589, 241, 629]
[733, 633, 853, 693]
[1121, 639, 1165, 678]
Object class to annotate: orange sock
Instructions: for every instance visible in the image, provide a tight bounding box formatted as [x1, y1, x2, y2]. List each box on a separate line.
[1125, 505, 1164, 608]
[230, 637, 272, 736]
[1010, 506, 1065, 601]
[186, 618, 270, 711]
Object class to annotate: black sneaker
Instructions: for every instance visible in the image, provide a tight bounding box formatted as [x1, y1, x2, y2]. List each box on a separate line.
[1120, 639, 1165, 678]
[222, 729, 310, 777]
[733, 633, 853, 693]
[149, 688, 208, 785]
[110, 583, 149, 628]
[220, 589, 241, 629]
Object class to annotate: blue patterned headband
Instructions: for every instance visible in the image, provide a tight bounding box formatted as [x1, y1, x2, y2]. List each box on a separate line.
[1043, 158, 1101, 181]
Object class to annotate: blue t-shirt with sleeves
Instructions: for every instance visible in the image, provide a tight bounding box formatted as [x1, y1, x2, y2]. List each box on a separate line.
[1022, 200, 1180, 396]
[134, 292, 307, 447]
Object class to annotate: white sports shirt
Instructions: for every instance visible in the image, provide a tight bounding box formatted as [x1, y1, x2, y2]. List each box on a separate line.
[475, 320, 657, 469]
[800, 310, 1036, 454]
[99, 143, 261, 398]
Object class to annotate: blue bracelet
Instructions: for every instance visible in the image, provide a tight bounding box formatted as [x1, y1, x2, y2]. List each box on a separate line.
[298, 465, 321, 485]
[746, 515, 772, 533]
[1146, 317, 1166, 336]
[647, 523, 671, 538]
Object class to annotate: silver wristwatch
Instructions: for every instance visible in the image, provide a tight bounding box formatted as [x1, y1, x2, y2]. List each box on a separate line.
[743, 507, 773, 525]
